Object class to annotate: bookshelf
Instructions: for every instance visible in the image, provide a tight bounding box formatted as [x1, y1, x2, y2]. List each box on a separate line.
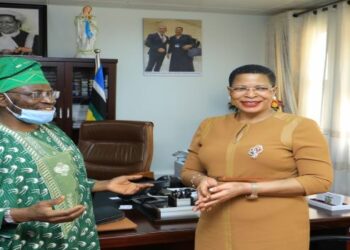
[35, 57, 118, 143]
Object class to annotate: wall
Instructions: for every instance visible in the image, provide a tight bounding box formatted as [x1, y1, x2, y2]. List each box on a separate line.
[47, 5, 267, 176]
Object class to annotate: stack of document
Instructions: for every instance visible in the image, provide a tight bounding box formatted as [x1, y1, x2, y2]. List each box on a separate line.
[132, 196, 199, 221]
[308, 192, 350, 212]
[149, 205, 199, 220]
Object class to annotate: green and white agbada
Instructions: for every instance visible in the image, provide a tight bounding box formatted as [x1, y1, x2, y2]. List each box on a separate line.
[0, 57, 100, 249]
[0, 123, 99, 250]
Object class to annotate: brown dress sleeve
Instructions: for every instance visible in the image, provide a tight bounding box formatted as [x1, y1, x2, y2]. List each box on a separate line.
[181, 118, 212, 187]
[293, 118, 333, 195]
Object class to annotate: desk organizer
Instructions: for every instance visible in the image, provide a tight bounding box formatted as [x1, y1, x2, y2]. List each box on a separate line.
[308, 198, 350, 212]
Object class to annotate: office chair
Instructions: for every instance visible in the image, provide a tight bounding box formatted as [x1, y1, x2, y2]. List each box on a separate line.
[310, 235, 350, 250]
[78, 120, 154, 180]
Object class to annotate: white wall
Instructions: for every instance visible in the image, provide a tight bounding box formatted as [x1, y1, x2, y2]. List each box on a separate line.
[47, 5, 267, 176]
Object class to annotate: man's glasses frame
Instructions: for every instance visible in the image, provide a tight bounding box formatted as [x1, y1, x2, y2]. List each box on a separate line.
[6, 90, 60, 100]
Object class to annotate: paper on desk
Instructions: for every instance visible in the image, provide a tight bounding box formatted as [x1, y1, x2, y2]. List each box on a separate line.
[109, 196, 121, 200]
[119, 205, 133, 210]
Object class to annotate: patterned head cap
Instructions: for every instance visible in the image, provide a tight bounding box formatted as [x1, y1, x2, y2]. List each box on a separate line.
[0, 57, 49, 93]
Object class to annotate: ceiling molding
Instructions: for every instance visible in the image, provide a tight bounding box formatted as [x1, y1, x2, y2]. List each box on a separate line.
[2, 0, 335, 15]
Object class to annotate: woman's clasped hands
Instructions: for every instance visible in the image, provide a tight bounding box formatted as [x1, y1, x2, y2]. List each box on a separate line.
[194, 177, 249, 212]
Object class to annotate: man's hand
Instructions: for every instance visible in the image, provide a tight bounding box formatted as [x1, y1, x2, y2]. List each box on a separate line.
[11, 196, 85, 223]
[14, 47, 33, 54]
[106, 175, 153, 195]
[158, 48, 166, 53]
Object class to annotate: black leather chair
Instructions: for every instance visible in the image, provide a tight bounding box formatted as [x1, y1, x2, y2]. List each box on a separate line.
[310, 235, 350, 250]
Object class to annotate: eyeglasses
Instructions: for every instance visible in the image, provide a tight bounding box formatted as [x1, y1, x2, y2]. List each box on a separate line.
[6, 90, 60, 100]
[228, 86, 272, 94]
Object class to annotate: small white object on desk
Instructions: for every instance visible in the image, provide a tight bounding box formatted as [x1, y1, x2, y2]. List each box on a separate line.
[119, 205, 133, 210]
[308, 192, 350, 212]
[109, 196, 121, 200]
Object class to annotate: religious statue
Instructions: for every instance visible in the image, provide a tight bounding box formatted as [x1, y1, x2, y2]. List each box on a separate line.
[75, 5, 98, 58]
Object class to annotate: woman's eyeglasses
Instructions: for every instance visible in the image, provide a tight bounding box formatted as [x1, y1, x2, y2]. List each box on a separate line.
[228, 86, 272, 95]
[6, 90, 60, 100]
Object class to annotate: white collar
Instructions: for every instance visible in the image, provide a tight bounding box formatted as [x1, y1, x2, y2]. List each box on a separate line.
[1, 30, 20, 37]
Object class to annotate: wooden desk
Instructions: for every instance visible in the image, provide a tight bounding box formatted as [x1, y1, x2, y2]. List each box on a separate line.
[99, 205, 350, 250]
[99, 209, 196, 250]
[310, 205, 350, 230]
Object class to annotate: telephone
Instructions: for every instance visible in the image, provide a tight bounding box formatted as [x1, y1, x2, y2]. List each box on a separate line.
[156, 175, 184, 188]
[144, 175, 184, 196]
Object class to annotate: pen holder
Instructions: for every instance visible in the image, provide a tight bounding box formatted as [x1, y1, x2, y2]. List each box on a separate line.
[168, 196, 192, 207]
[168, 189, 194, 207]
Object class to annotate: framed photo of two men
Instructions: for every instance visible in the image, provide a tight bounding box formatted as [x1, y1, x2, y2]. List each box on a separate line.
[0, 3, 47, 56]
[143, 18, 202, 75]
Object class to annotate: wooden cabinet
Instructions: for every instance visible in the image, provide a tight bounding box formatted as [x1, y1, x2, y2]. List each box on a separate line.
[35, 57, 117, 143]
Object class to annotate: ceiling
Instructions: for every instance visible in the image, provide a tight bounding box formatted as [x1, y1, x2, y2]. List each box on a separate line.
[2, 0, 335, 15]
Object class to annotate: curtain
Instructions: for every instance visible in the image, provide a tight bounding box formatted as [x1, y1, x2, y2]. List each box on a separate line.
[267, 12, 298, 113]
[298, 3, 350, 195]
[268, 2, 350, 195]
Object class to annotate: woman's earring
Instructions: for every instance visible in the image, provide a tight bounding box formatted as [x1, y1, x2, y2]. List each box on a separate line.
[271, 96, 283, 111]
[228, 96, 238, 112]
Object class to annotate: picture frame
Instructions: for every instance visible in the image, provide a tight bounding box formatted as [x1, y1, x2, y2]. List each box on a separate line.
[143, 18, 202, 76]
[0, 3, 47, 56]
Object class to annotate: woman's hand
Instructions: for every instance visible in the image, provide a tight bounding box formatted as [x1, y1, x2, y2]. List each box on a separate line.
[182, 44, 192, 50]
[158, 48, 166, 53]
[106, 175, 153, 195]
[193, 176, 218, 211]
[194, 182, 250, 212]
[11, 196, 85, 223]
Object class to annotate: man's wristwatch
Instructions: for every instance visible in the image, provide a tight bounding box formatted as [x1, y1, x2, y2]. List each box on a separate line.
[4, 209, 17, 224]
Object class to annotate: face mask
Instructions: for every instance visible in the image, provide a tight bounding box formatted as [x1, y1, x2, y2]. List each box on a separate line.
[3, 93, 56, 125]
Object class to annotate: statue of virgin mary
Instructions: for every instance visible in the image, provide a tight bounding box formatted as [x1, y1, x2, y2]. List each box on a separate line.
[75, 5, 98, 58]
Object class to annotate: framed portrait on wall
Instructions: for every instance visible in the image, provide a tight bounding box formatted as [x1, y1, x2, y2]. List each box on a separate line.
[143, 18, 202, 76]
[0, 3, 47, 56]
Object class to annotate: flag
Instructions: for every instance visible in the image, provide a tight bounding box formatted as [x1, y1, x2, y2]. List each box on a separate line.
[86, 51, 107, 121]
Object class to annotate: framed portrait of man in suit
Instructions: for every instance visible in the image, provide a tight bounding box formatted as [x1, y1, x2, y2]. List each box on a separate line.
[0, 3, 47, 56]
[143, 18, 202, 75]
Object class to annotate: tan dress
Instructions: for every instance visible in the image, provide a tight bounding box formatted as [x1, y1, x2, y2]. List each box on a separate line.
[181, 112, 333, 250]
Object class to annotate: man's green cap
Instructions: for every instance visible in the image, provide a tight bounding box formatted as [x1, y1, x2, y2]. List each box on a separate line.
[0, 57, 49, 93]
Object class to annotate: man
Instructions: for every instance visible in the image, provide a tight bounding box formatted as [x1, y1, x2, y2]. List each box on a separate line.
[144, 25, 169, 72]
[0, 57, 152, 249]
[0, 10, 39, 55]
[167, 27, 194, 72]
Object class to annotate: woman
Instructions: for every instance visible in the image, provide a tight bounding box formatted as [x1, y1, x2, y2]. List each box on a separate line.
[167, 27, 194, 72]
[181, 64, 333, 250]
[0, 57, 152, 249]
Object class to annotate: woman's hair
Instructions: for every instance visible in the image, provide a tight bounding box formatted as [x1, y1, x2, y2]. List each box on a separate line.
[228, 64, 276, 87]
[227, 64, 276, 112]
